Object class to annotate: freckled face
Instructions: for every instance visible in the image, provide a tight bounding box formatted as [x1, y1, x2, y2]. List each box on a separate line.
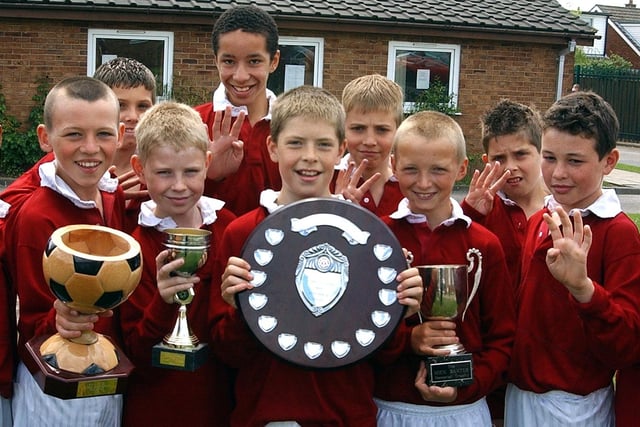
[393, 134, 466, 224]
[268, 116, 344, 205]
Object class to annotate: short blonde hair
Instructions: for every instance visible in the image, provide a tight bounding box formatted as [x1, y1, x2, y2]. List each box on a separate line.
[394, 111, 467, 163]
[342, 74, 404, 126]
[135, 101, 209, 163]
[270, 85, 346, 144]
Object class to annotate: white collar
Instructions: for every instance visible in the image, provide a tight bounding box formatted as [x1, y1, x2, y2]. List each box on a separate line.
[545, 188, 622, 219]
[0, 199, 9, 219]
[38, 160, 118, 209]
[138, 196, 226, 231]
[496, 190, 518, 207]
[390, 197, 472, 228]
[212, 83, 276, 121]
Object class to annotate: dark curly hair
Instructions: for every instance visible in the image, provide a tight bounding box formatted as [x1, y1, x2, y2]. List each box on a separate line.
[542, 91, 619, 160]
[211, 6, 279, 59]
[481, 99, 542, 153]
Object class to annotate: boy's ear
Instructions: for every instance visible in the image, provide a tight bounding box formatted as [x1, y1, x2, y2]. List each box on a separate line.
[266, 136, 278, 163]
[117, 122, 125, 149]
[603, 148, 620, 175]
[36, 124, 53, 153]
[336, 139, 347, 164]
[269, 50, 281, 73]
[482, 153, 489, 164]
[205, 150, 213, 169]
[391, 154, 397, 173]
[130, 155, 146, 184]
[456, 158, 469, 181]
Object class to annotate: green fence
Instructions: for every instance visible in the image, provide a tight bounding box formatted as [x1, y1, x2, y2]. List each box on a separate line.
[574, 66, 640, 142]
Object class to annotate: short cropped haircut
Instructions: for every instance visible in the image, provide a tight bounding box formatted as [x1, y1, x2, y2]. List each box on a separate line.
[211, 6, 279, 59]
[341, 74, 404, 126]
[135, 101, 209, 163]
[43, 76, 119, 129]
[481, 99, 542, 153]
[93, 57, 157, 104]
[543, 91, 619, 159]
[394, 111, 467, 164]
[270, 85, 345, 144]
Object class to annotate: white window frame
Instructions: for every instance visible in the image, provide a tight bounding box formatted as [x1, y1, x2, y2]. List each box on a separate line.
[87, 29, 174, 99]
[387, 41, 461, 112]
[271, 36, 324, 92]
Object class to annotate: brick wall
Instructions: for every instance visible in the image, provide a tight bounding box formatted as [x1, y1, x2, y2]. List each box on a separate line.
[0, 17, 572, 155]
[606, 24, 640, 68]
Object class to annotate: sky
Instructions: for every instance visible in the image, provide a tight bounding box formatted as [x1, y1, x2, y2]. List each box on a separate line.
[558, 0, 635, 12]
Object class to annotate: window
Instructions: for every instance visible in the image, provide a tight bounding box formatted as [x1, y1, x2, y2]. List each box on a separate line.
[387, 41, 461, 112]
[87, 29, 174, 99]
[268, 37, 324, 95]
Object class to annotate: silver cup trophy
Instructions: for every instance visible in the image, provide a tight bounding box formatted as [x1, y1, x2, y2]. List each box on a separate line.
[152, 228, 211, 371]
[417, 248, 482, 387]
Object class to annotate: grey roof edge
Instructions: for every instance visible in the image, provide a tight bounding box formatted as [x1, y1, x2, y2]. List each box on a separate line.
[0, 1, 597, 41]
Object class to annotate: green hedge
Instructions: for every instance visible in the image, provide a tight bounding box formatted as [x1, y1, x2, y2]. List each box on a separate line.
[0, 78, 50, 177]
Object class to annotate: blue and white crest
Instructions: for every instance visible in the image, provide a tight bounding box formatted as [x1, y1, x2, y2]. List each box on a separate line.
[295, 243, 349, 317]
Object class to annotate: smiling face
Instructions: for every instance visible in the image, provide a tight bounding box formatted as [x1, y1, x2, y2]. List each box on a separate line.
[485, 132, 543, 203]
[112, 85, 154, 153]
[345, 108, 397, 178]
[132, 145, 211, 227]
[393, 133, 467, 226]
[214, 29, 279, 117]
[268, 116, 344, 205]
[38, 93, 122, 201]
[541, 128, 618, 211]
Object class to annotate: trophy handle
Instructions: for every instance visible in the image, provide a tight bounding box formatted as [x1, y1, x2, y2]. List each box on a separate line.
[461, 248, 482, 322]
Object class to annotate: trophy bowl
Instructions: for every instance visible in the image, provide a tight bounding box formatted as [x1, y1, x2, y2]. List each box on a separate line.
[164, 228, 211, 278]
[151, 227, 212, 371]
[415, 249, 482, 387]
[39, 224, 142, 374]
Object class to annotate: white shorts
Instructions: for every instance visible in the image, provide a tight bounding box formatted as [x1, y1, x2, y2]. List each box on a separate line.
[0, 396, 11, 427]
[375, 397, 491, 427]
[504, 383, 614, 427]
[12, 362, 123, 427]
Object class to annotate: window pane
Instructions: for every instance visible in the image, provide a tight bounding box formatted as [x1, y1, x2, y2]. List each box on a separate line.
[395, 50, 452, 103]
[93, 38, 166, 97]
[269, 44, 317, 94]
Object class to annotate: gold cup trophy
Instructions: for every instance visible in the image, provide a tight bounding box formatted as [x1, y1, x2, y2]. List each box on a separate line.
[151, 228, 211, 371]
[26, 224, 142, 399]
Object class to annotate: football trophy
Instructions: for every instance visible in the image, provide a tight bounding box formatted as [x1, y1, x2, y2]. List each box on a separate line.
[26, 224, 142, 399]
[152, 227, 211, 371]
[417, 248, 482, 387]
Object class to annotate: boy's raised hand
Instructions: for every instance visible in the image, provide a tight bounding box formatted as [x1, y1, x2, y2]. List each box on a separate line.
[155, 250, 201, 304]
[414, 361, 458, 403]
[464, 161, 510, 215]
[544, 207, 594, 303]
[207, 106, 246, 181]
[395, 266, 423, 318]
[221, 256, 255, 308]
[109, 166, 148, 201]
[335, 160, 382, 203]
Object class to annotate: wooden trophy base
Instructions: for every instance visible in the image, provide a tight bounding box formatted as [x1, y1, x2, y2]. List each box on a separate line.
[25, 334, 134, 400]
[151, 342, 209, 371]
[425, 353, 474, 387]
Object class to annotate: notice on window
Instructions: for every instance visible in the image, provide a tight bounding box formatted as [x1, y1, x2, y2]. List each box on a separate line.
[101, 54, 118, 65]
[284, 64, 306, 91]
[416, 69, 431, 90]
